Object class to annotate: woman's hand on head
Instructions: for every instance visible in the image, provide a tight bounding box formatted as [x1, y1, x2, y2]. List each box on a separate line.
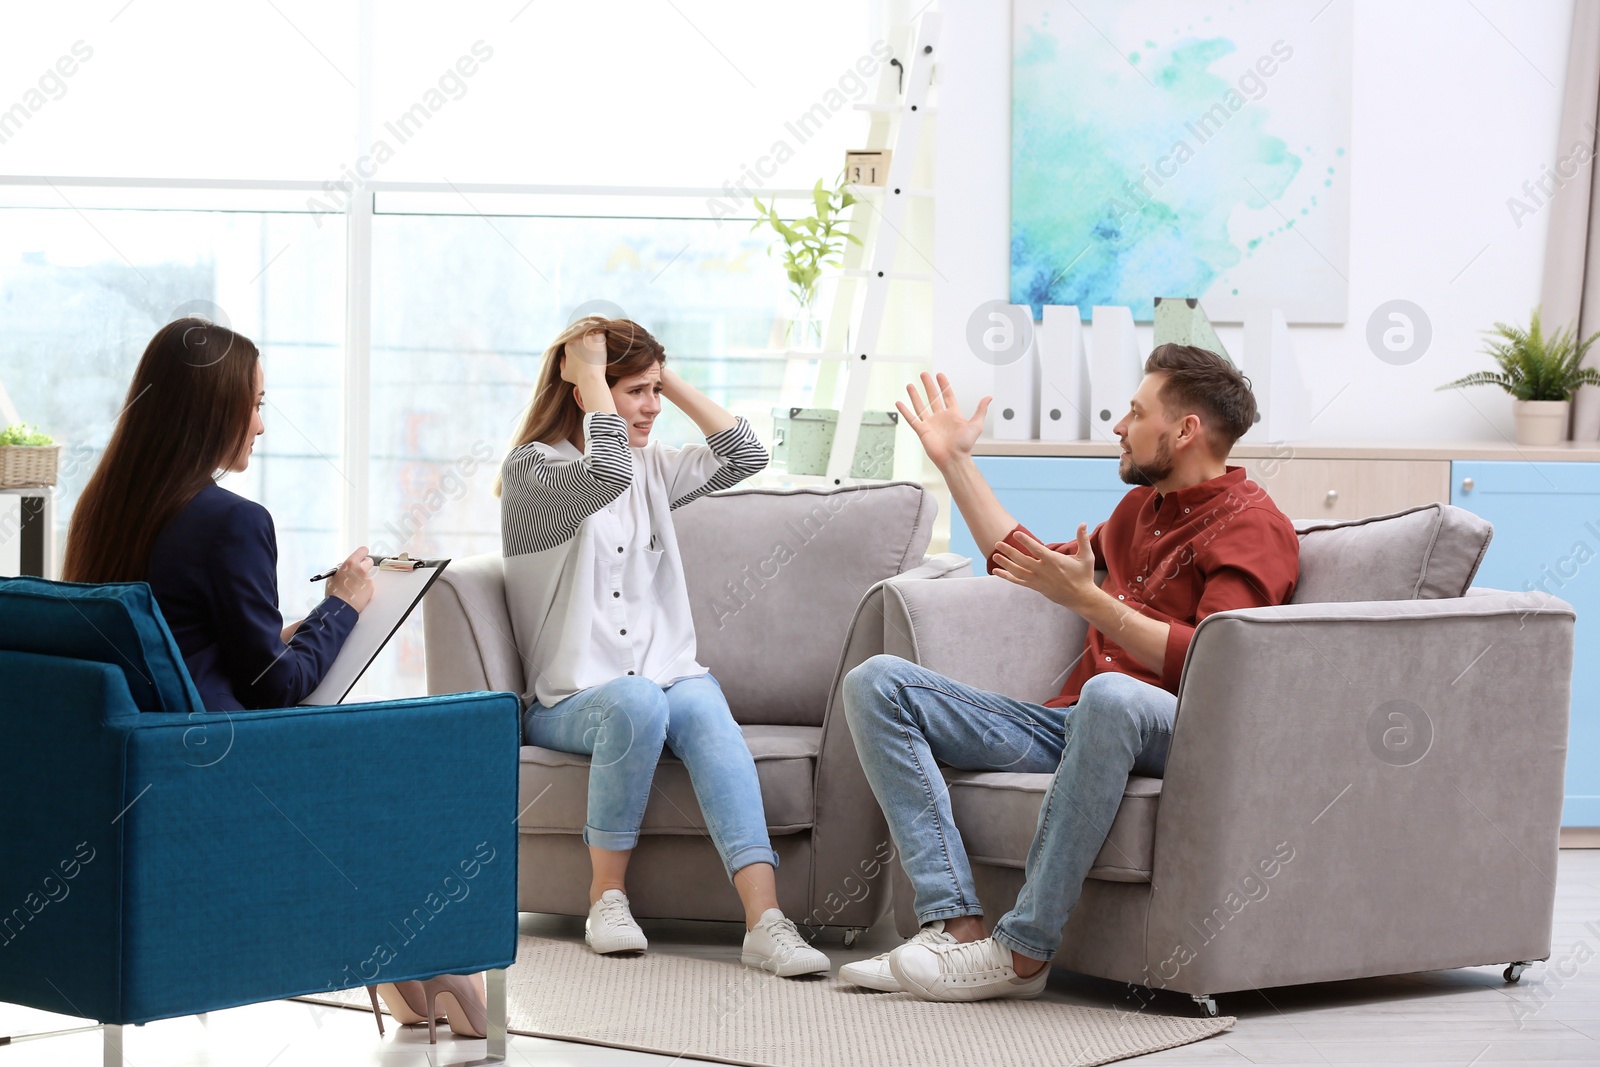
[657, 364, 684, 404]
[560, 330, 609, 385]
[326, 545, 375, 613]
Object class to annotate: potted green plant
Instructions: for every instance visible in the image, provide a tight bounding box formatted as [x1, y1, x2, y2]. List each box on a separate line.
[0, 424, 60, 488]
[751, 176, 860, 350]
[1438, 307, 1600, 445]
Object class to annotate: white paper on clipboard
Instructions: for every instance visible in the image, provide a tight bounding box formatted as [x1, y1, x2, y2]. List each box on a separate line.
[299, 558, 449, 705]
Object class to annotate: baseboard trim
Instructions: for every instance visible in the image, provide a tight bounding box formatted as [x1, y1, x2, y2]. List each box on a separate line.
[1560, 827, 1600, 848]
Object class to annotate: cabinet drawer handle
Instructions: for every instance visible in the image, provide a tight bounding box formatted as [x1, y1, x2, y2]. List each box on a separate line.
[1461, 477, 1475, 492]
[1325, 489, 1338, 505]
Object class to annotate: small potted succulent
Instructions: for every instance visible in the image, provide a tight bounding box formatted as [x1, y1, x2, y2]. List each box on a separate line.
[0, 424, 61, 488]
[1439, 307, 1600, 445]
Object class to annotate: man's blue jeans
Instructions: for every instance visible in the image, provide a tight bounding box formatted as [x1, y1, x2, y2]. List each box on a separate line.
[524, 673, 778, 879]
[842, 655, 1175, 961]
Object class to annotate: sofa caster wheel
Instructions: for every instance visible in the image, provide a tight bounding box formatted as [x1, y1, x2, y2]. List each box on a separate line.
[1504, 962, 1530, 983]
[1191, 993, 1218, 1018]
[842, 926, 865, 948]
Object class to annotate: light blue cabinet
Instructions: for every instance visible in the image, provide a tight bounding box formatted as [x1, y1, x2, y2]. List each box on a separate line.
[1454, 460, 1600, 827]
[950, 456, 1126, 565]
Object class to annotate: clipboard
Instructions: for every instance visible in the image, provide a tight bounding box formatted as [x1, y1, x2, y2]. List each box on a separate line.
[299, 557, 450, 705]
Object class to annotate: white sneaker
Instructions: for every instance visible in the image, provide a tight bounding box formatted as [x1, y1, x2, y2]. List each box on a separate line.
[888, 935, 1050, 1002]
[838, 921, 957, 992]
[585, 889, 647, 954]
[740, 909, 830, 977]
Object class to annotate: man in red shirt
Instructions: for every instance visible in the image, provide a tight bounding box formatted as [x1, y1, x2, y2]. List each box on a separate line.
[839, 344, 1299, 1002]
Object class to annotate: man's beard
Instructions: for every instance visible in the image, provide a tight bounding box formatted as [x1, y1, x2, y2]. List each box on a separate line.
[1119, 436, 1175, 486]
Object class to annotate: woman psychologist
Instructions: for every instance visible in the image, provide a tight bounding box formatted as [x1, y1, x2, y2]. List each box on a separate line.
[62, 317, 373, 710]
[63, 317, 490, 1041]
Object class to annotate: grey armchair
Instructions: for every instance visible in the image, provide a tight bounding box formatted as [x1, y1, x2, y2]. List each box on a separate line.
[422, 482, 968, 939]
[877, 503, 1572, 1013]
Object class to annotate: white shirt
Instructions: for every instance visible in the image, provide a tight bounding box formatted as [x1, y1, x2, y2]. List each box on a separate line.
[500, 411, 767, 708]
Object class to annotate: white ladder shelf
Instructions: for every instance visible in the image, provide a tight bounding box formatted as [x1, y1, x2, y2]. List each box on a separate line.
[787, 11, 939, 486]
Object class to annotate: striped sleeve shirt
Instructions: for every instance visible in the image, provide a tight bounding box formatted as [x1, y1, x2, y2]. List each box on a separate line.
[500, 411, 768, 708]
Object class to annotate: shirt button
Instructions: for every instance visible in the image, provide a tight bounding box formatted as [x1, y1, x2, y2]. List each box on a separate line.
[620, 628, 627, 635]
[1183, 507, 1190, 514]
[617, 546, 624, 553]
[1105, 656, 1112, 662]
[1135, 576, 1143, 582]
[1118, 594, 1125, 600]
[1154, 530, 1161, 536]
[627, 670, 635, 675]
[613, 591, 621, 598]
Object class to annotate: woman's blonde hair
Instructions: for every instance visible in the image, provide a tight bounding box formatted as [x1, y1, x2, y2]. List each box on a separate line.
[494, 316, 667, 496]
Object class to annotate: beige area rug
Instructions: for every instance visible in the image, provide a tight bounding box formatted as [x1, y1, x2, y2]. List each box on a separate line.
[302, 934, 1234, 1067]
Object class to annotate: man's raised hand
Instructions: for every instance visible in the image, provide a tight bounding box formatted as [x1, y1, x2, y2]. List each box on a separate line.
[896, 371, 991, 470]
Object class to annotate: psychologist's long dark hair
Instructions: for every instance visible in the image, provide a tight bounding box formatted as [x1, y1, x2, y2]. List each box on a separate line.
[63, 318, 259, 583]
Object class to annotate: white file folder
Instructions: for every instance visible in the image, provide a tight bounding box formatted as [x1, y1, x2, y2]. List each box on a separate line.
[1038, 305, 1088, 441]
[1088, 305, 1141, 442]
[992, 304, 1039, 440]
[1241, 308, 1308, 440]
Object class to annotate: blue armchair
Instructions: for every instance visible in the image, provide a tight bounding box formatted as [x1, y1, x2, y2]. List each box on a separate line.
[0, 576, 521, 1064]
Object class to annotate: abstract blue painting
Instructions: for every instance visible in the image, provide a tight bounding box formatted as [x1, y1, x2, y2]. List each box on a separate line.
[1011, 0, 1351, 323]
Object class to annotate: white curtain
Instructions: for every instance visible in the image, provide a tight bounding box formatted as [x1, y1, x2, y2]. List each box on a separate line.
[1544, 1, 1600, 439]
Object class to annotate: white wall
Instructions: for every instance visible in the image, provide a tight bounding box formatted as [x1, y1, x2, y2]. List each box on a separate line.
[933, 0, 1576, 442]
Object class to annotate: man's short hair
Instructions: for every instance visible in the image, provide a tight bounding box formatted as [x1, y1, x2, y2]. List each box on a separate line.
[1143, 343, 1258, 454]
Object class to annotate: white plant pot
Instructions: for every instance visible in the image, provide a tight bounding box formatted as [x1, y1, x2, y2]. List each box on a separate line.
[1512, 399, 1570, 446]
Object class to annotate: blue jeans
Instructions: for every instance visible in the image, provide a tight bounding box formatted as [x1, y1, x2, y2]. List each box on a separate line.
[842, 655, 1175, 961]
[523, 673, 778, 879]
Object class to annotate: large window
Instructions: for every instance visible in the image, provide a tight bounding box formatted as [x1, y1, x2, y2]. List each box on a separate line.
[0, 200, 347, 614]
[0, 190, 810, 699]
[0, 0, 892, 700]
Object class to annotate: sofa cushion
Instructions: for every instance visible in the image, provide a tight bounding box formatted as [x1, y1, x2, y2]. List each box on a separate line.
[943, 770, 1162, 883]
[516, 724, 820, 836]
[0, 576, 204, 715]
[675, 483, 935, 727]
[1290, 503, 1492, 605]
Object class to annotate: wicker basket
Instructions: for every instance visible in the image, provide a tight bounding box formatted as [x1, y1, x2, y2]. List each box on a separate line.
[0, 445, 61, 488]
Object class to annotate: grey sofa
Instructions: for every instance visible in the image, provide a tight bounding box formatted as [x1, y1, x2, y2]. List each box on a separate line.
[878, 503, 1573, 1013]
[422, 481, 968, 938]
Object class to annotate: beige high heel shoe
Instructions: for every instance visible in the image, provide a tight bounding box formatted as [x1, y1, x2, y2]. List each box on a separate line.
[364, 981, 439, 1035]
[421, 972, 488, 1042]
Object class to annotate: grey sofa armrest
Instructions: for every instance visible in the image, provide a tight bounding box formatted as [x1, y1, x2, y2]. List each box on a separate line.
[1145, 590, 1574, 994]
[880, 575, 1089, 704]
[904, 552, 974, 581]
[424, 553, 526, 698]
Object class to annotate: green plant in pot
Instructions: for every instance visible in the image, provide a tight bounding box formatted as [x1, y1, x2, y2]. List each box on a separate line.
[1438, 307, 1600, 446]
[0, 423, 60, 488]
[751, 176, 860, 351]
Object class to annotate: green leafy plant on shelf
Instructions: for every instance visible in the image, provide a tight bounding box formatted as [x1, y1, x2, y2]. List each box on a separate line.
[1438, 307, 1600, 401]
[0, 424, 53, 446]
[751, 176, 861, 348]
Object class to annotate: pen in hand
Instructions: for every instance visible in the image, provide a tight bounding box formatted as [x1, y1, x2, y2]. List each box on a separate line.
[310, 553, 417, 581]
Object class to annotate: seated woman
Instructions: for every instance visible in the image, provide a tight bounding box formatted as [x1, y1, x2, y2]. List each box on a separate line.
[499, 315, 828, 977]
[62, 317, 486, 1042]
[63, 317, 372, 709]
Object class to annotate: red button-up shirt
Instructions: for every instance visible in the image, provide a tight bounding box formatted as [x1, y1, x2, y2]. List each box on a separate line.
[988, 466, 1300, 707]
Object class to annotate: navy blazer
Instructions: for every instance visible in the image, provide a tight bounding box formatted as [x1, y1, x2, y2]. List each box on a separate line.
[146, 484, 357, 711]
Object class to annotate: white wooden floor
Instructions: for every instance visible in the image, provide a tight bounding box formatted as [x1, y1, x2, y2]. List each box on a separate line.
[3, 850, 1597, 1066]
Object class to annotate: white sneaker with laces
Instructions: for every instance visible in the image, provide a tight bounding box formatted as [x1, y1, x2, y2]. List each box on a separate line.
[888, 935, 1050, 1002]
[585, 889, 648, 954]
[838, 920, 957, 991]
[741, 909, 830, 977]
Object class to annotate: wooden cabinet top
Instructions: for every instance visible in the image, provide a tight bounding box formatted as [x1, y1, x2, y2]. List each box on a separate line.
[974, 438, 1600, 463]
